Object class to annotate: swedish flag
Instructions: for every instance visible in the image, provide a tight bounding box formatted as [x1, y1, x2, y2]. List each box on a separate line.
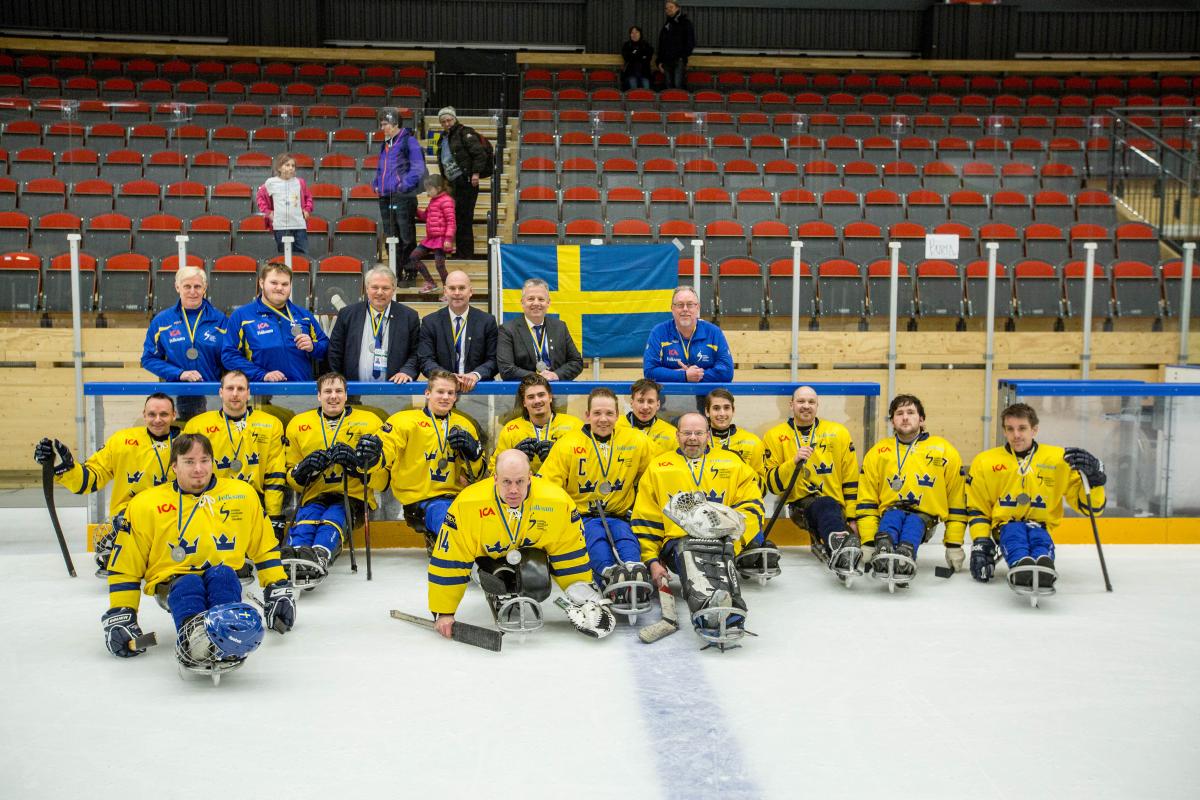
[500, 244, 677, 358]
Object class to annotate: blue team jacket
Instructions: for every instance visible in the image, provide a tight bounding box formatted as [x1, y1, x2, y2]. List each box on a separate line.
[141, 300, 228, 381]
[642, 319, 734, 383]
[222, 297, 329, 382]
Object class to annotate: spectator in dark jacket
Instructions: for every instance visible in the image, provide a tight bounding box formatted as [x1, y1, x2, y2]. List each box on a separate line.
[436, 106, 492, 260]
[621, 26, 654, 90]
[372, 107, 425, 275]
[657, 1, 695, 91]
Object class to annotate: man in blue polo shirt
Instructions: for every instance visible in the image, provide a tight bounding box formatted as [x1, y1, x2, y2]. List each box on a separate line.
[642, 286, 733, 383]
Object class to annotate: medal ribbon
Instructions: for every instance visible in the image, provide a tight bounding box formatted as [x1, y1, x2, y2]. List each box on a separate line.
[893, 434, 917, 488]
[532, 412, 554, 443]
[493, 487, 526, 551]
[369, 309, 388, 349]
[528, 322, 549, 363]
[149, 432, 174, 484]
[1015, 443, 1038, 508]
[676, 326, 694, 364]
[426, 409, 451, 461]
[223, 411, 247, 469]
[175, 488, 212, 552]
[181, 306, 201, 355]
[320, 411, 348, 449]
[265, 300, 300, 338]
[588, 429, 615, 484]
[685, 450, 708, 489]
[789, 420, 817, 493]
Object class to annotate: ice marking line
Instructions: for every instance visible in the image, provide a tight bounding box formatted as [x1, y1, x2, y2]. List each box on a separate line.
[623, 627, 761, 800]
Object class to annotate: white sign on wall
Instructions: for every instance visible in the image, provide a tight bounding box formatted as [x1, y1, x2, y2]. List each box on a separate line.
[925, 234, 960, 260]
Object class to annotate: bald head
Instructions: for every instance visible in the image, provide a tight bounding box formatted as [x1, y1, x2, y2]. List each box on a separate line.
[676, 412, 710, 459]
[444, 270, 473, 314]
[791, 385, 819, 425]
[495, 449, 532, 507]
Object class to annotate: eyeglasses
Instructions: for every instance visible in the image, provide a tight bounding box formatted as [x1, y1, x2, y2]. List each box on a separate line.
[672, 302, 699, 309]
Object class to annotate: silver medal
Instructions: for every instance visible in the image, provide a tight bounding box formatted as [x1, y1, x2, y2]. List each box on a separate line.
[170, 544, 186, 563]
[290, 323, 303, 337]
[598, 480, 613, 495]
[185, 347, 199, 360]
[535, 360, 548, 372]
[505, 549, 523, 565]
[437, 457, 449, 471]
[889, 476, 904, 491]
[1015, 492, 1031, 505]
[229, 458, 243, 473]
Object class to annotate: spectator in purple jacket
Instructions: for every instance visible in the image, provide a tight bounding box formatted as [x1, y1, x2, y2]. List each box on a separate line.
[372, 108, 425, 274]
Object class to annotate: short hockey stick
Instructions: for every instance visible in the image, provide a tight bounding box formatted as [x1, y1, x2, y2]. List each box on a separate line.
[1079, 473, 1113, 592]
[389, 609, 503, 652]
[129, 631, 158, 651]
[341, 473, 358, 574]
[637, 579, 679, 644]
[42, 461, 76, 577]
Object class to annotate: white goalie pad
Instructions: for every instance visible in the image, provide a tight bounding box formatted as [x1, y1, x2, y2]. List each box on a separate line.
[664, 491, 746, 541]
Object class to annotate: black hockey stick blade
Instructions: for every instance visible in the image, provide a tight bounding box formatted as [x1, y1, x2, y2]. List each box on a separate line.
[389, 610, 503, 652]
[42, 462, 76, 577]
[638, 583, 680, 644]
[934, 566, 954, 579]
[129, 631, 158, 650]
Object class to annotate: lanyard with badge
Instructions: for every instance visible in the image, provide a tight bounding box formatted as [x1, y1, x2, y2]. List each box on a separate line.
[171, 487, 214, 563]
[223, 411, 248, 474]
[790, 420, 817, 494]
[527, 321, 550, 372]
[588, 430, 616, 497]
[369, 307, 390, 379]
[267, 301, 304, 339]
[427, 409, 452, 471]
[889, 435, 918, 492]
[1014, 444, 1037, 508]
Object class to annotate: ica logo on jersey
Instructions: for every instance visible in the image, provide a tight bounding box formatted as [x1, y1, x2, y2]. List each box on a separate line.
[478, 507, 496, 518]
[156, 502, 178, 513]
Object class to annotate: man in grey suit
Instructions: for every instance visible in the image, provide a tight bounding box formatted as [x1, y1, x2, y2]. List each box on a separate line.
[497, 278, 584, 382]
[328, 265, 420, 383]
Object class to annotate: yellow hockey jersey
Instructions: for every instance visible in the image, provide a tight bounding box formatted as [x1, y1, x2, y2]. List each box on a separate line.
[285, 407, 389, 508]
[762, 418, 858, 507]
[57, 426, 178, 518]
[537, 425, 651, 517]
[711, 425, 766, 483]
[966, 442, 1106, 538]
[856, 432, 967, 545]
[631, 448, 764, 563]
[384, 407, 486, 505]
[183, 408, 286, 516]
[107, 476, 288, 610]
[616, 412, 677, 455]
[490, 411, 583, 473]
[427, 476, 592, 615]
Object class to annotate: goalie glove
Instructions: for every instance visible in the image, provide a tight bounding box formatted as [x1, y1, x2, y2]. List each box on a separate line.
[663, 492, 746, 540]
[560, 582, 616, 639]
[944, 542, 965, 573]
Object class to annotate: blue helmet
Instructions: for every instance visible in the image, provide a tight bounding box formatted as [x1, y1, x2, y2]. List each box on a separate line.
[203, 602, 264, 659]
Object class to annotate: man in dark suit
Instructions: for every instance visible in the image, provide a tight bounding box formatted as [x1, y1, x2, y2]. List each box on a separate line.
[417, 269, 498, 391]
[328, 266, 421, 383]
[497, 277, 584, 382]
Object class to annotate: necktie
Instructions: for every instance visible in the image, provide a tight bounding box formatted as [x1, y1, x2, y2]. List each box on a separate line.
[533, 324, 545, 362]
[453, 315, 464, 370]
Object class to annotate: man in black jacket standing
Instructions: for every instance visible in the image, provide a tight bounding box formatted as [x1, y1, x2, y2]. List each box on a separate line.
[497, 278, 584, 382]
[418, 270, 498, 392]
[657, 1, 696, 91]
[436, 107, 492, 260]
[328, 266, 420, 383]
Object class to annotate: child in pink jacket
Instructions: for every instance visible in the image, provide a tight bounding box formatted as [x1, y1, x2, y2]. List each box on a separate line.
[256, 153, 313, 254]
[409, 175, 456, 294]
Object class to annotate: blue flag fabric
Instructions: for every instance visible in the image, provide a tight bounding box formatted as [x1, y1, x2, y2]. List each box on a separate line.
[499, 244, 677, 358]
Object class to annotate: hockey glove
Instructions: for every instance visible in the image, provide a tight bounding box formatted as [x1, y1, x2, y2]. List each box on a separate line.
[355, 434, 383, 469]
[292, 450, 332, 485]
[263, 581, 296, 634]
[535, 439, 555, 461]
[447, 427, 483, 462]
[35, 438, 75, 476]
[269, 515, 288, 545]
[102, 607, 146, 658]
[514, 437, 540, 461]
[328, 442, 360, 469]
[562, 582, 617, 639]
[944, 542, 965, 573]
[970, 537, 997, 583]
[1063, 447, 1106, 487]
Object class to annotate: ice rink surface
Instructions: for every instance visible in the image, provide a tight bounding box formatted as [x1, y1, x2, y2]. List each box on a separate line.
[2, 505, 1198, 800]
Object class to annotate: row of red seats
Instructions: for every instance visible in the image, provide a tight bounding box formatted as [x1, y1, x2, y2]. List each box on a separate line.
[520, 87, 1196, 114]
[0, 74, 424, 103]
[0, 150, 386, 183]
[1, 121, 394, 151]
[0, 53, 428, 84]
[0, 98, 411, 128]
[521, 68, 1200, 96]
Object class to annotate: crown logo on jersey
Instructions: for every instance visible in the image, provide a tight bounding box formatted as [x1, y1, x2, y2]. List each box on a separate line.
[127, 470, 144, 483]
[703, 488, 724, 503]
[173, 535, 199, 556]
[899, 490, 921, 505]
[484, 541, 506, 555]
[1031, 495, 1047, 509]
[814, 463, 834, 475]
[917, 474, 936, 488]
[247, 453, 260, 465]
[213, 533, 236, 551]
